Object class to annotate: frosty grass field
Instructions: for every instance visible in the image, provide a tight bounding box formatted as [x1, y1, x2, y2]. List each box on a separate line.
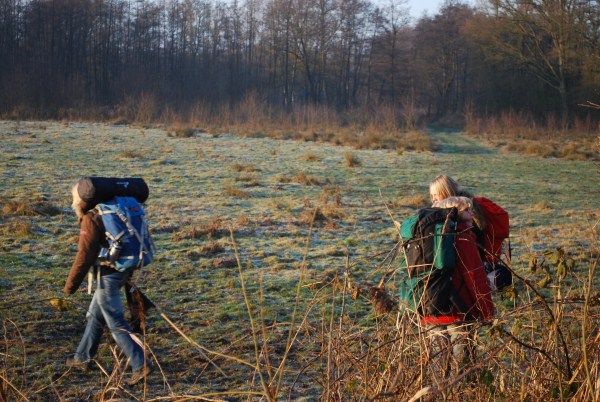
[0, 120, 598, 399]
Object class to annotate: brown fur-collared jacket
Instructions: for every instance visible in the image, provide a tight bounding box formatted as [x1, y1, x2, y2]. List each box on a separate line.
[63, 210, 111, 294]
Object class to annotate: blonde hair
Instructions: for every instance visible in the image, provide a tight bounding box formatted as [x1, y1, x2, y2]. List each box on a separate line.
[433, 196, 473, 211]
[429, 175, 462, 202]
[429, 175, 485, 229]
[71, 183, 85, 222]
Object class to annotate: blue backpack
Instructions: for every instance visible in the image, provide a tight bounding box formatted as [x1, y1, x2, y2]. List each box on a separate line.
[96, 196, 154, 271]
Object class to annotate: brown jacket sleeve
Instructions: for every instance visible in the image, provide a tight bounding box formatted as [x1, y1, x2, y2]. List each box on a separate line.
[63, 211, 104, 294]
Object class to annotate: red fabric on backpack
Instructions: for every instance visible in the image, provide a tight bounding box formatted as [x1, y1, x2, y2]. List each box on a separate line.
[473, 196, 509, 263]
[420, 223, 494, 325]
[453, 224, 494, 321]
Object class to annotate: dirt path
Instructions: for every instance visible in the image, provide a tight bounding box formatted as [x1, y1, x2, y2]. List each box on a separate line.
[429, 129, 496, 155]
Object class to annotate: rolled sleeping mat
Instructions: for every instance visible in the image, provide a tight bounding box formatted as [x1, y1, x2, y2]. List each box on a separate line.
[75, 177, 149, 210]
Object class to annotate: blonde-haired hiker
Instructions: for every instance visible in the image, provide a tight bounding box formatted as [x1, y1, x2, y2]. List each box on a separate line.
[418, 196, 494, 382]
[429, 175, 510, 266]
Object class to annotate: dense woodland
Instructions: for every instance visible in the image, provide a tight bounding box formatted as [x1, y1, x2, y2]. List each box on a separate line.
[1, 0, 600, 127]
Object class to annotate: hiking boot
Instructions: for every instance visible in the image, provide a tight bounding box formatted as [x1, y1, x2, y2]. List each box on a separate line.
[127, 363, 153, 386]
[66, 356, 91, 371]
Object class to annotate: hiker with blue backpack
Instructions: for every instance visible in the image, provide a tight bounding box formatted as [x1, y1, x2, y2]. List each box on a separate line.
[64, 177, 155, 385]
[398, 175, 511, 387]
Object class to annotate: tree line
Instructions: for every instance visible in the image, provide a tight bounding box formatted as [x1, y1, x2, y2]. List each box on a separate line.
[1, 0, 599, 127]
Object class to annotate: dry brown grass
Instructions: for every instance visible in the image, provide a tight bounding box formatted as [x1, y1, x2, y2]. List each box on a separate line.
[320, 203, 345, 220]
[171, 218, 226, 241]
[302, 152, 321, 162]
[499, 139, 599, 160]
[343, 151, 361, 167]
[235, 173, 260, 187]
[186, 241, 226, 260]
[466, 111, 600, 160]
[234, 214, 252, 229]
[176, 97, 431, 151]
[394, 194, 429, 209]
[297, 207, 328, 225]
[531, 201, 553, 212]
[292, 172, 324, 186]
[14, 96, 437, 151]
[0, 197, 61, 217]
[0, 219, 34, 238]
[211, 256, 237, 268]
[319, 186, 342, 206]
[223, 184, 251, 198]
[231, 163, 260, 173]
[307, 237, 600, 400]
[200, 241, 225, 256]
[504, 140, 556, 158]
[119, 149, 144, 159]
[397, 131, 437, 152]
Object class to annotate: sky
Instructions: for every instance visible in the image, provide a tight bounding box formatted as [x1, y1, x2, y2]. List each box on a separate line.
[405, 0, 475, 19]
[407, 0, 444, 17]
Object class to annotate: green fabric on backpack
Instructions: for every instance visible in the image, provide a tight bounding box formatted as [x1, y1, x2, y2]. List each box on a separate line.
[397, 208, 458, 313]
[398, 276, 423, 311]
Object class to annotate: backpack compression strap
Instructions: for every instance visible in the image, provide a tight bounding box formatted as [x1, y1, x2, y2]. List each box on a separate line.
[99, 206, 149, 269]
[113, 208, 149, 269]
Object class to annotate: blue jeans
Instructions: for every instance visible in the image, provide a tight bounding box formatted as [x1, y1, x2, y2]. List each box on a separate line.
[74, 269, 145, 371]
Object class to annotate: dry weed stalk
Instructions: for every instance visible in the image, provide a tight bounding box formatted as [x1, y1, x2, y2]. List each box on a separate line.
[302, 220, 599, 400]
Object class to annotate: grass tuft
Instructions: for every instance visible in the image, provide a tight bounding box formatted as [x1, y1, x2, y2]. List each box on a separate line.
[171, 218, 226, 241]
[302, 152, 321, 162]
[231, 163, 260, 173]
[119, 149, 144, 159]
[0, 219, 34, 238]
[1, 197, 62, 217]
[199, 241, 225, 256]
[212, 257, 237, 268]
[298, 207, 328, 225]
[223, 184, 251, 198]
[531, 201, 553, 212]
[343, 151, 361, 167]
[293, 172, 324, 186]
[235, 173, 261, 187]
